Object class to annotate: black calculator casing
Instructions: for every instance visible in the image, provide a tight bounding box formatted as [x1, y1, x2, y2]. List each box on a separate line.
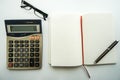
[5, 20, 42, 70]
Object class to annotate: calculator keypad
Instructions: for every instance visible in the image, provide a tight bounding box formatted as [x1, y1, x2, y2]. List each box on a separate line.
[7, 35, 42, 69]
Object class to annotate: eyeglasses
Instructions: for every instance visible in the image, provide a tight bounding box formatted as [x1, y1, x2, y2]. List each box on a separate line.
[21, 0, 48, 20]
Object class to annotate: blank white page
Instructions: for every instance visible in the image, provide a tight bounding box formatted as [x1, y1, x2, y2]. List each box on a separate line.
[82, 13, 116, 65]
[49, 13, 82, 66]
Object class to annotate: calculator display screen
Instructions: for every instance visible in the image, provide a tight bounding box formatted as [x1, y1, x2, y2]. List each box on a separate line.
[10, 26, 37, 32]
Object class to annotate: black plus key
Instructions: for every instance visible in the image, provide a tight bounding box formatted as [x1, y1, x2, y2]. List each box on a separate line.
[30, 63, 34, 67]
[30, 58, 34, 67]
[30, 58, 34, 63]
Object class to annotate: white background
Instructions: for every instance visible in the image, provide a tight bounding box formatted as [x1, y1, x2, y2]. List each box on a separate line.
[0, 0, 120, 80]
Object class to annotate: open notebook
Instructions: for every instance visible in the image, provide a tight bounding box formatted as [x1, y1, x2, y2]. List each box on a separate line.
[48, 13, 116, 67]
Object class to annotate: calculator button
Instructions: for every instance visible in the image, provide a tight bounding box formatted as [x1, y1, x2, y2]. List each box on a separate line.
[9, 44, 13, 47]
[36, 36, 40, 40]
[14, 58, 19, 62]
[35, 53, 39, 57]
[30, 44, 34, 47]
[25, 58, 29, 62]
[8, 58, 13, 62]
[35, 44, 39, 47]
[20, 44, 24, 47]
[35, 58, 39, 62]
[14, 63, 19, 67]
[20, 48, 24, 52]
[15, 48, 19, 52]
[14, 53, 19, 57]
[30, 58, 34, 63]
[20, 40, 24, 43]
[30, 40, 34, 43]
[9, 53, 13, 57]
[30, 63, 34, 67]
[9, 48, 13, 52]
[35, 48, 39, 52]
[25, 44, 29, 47]
[9, 40, 13, 43]
[25, 48, 29, 52]
[20, 58, 24, 62]
[30, 53, 34, 57]
[14, 40, 19, 43]
[14, 44, 19, 47]
[19, 63, 24, 67]
[25, 40, 29, 43]
[24, 53, 29, 57]
[20, 53, 24, 57]
[35, 63, 39, 67]
[30, 58, 34, 67]
[8, 63, 13, 67]
[24, 63, 29, 67]
[30, 36, 35, 40]
[30, 48, 34, 52]
[35, 40, 39, 43]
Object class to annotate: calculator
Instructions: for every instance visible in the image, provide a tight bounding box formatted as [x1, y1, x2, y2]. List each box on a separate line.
[5, 20, 42, 70]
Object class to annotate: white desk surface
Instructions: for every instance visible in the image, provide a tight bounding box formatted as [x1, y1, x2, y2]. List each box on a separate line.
[0, 0, 120, 80]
